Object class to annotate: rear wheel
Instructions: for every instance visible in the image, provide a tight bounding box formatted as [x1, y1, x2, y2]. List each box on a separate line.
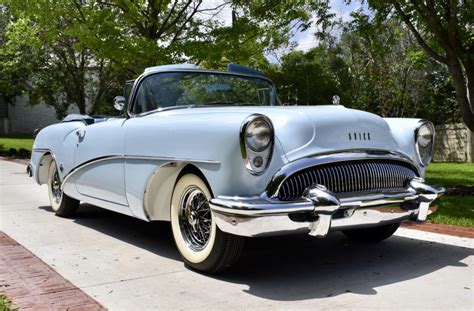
[342, 223, 400, 242]
[47, 161, 79, 217]
[170, 173, 244, 274]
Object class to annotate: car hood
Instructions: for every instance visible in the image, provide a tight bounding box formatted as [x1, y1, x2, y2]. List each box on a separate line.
[154, 105, 402, 162]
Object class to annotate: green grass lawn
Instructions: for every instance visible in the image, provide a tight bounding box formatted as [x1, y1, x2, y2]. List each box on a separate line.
[0, 294, 15, 311]
[0, 135, 34, 152]
[0, 135, 34, 158]
[425, 163, 474, 188]
[425, 163, 474, 227]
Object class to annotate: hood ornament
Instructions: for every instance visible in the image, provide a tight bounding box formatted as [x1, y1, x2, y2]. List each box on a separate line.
[332, 95, 341, 105]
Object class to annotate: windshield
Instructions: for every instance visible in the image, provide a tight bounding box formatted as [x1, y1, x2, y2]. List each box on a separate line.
[132, 72, 277, 114]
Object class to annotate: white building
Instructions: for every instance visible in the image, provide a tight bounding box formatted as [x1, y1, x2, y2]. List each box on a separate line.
[0, 96, 80, 135]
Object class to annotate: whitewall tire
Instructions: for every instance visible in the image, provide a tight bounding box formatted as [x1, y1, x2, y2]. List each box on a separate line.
[170, 173, 244, 273]
[47, 161, 79, 217]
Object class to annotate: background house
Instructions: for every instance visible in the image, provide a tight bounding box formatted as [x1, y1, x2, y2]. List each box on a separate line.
[0, 96, 81, 135]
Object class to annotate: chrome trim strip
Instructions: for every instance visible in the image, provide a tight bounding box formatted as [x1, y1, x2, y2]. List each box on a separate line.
[61, 155, 123, 189]
[124, 155, 220, 164]
[32, 148, 52, 153]
[60, 154, 220, 191]
[265, 149, 420, 198]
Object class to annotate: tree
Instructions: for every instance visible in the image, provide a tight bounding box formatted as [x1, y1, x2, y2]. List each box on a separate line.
[0, 0, 317, 117]
[264, 48, 345, 106]
[364, 0, 474, 130]
[264, 14, 459, 125]
[340, 15, 459, 123]
[1, 1, 113, 117]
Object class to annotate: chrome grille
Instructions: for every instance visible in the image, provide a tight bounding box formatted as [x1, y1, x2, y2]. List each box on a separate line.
[277, 160, 418, 201]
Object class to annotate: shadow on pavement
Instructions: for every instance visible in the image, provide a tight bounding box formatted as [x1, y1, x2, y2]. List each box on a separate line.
[218, 233, 472, 301]
[39, 203, 473, 301]
[39, 203, 180, 261]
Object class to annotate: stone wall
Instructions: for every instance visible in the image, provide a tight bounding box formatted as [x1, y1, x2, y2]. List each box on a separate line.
[433, 123, 473, 163]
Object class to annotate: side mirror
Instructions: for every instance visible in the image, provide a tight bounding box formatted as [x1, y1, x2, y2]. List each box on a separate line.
[113, 96, 126, 111]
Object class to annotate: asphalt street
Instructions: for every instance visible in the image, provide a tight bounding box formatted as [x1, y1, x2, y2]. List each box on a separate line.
[1, 159, 473, 310]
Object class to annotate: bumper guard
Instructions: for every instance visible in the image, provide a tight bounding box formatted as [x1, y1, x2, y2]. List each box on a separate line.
[210, 177, 445, 238]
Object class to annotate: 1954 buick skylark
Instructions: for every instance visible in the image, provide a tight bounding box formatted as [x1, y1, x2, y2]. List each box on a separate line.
[29, 64, 444, 273]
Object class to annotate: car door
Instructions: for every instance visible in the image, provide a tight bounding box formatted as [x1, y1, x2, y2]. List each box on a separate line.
[73, 118, 129, 208]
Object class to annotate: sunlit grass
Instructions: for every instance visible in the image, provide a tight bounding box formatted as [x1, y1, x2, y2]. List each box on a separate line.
[425, 163, 474, 227]
[0, 135, 34, 152]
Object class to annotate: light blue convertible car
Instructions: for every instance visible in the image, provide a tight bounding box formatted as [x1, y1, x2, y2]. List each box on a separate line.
[29, 64, 444, 273]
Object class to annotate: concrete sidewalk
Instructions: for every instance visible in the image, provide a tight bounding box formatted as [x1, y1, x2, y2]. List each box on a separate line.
[1, 159, 473, 310]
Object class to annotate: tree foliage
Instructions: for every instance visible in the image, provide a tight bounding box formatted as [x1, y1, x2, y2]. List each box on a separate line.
[0, 0, 315, 117]
[264, 15, 460, 125]
[361, 0, 474, 130]
[0, 0, 470, 127]
[264, 47, 345, 106]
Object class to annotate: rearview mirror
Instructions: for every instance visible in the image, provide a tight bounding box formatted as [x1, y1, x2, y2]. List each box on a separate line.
[113, 96, 126, 111]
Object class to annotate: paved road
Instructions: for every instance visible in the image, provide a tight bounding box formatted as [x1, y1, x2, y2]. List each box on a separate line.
[1, 159, 473, 310]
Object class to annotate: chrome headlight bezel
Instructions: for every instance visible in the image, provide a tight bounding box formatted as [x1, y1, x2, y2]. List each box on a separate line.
[415, 121, 435, 167]
[240, 114, 274, 175]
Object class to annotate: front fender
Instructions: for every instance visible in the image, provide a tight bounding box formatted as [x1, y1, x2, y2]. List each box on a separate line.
[30, 121, 86, 184]
[384, 118, 426, 175]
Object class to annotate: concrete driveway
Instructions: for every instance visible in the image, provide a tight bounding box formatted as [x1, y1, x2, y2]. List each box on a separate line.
[1, 159, 473, 310]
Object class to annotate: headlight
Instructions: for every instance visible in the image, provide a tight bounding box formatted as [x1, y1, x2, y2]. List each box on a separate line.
[415, 121, 435, 166]
[240, 115, 274, 175]
[245, 119, 272, 152]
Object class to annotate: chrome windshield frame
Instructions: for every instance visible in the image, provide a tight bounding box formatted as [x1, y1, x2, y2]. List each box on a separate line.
[126, 69, 279, 118]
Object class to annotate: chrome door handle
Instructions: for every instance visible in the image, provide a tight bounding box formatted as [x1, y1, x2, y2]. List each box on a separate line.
[76, 129, 86, 139]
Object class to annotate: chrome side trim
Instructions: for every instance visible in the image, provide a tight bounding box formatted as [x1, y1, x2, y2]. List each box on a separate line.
[60, 154, 220, 191]
[124, 155, 220, 164]
[61, 155, 123, 189]
[265, 149, 420, 198]
[32, 148, 52, 153]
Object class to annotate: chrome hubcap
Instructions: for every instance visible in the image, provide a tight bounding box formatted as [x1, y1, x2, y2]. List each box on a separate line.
[178, 186, 212, 251]
[51, 170, 62, 204]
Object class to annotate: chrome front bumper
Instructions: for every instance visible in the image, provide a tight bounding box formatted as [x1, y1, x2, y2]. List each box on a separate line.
[210, 177, 445, 238]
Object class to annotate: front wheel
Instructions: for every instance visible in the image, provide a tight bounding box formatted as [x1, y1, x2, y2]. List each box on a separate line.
[170, 173, 244, 274]
[47, 161, 79, 217]
[342, 223, 400, 242]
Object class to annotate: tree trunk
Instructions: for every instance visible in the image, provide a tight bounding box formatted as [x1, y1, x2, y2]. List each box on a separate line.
[448, 59, 474, 132]
[77, 92, 86, 115]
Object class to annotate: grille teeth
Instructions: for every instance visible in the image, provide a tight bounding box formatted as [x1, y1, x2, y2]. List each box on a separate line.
[277, 160, 417, 201]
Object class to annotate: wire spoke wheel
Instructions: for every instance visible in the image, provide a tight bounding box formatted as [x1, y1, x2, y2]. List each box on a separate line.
[51, 170, 62, 204]
[170, 173, 244, 273]
[178, 186, 212, 251]
[47, 160, 79, 217]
